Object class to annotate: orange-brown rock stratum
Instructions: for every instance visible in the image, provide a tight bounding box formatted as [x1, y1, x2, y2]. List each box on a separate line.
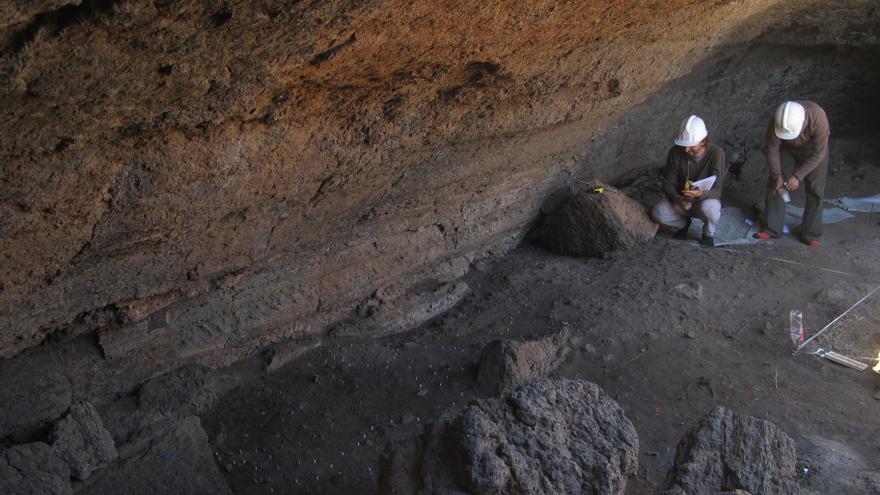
[0, 0, 849, 368]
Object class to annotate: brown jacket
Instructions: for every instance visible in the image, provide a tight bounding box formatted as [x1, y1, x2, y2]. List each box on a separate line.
[661, 143, 725, 204]
[764, 100, 830, 181]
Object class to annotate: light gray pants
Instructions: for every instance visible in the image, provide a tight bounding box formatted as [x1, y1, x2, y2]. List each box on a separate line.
[652, 198, 721, 237]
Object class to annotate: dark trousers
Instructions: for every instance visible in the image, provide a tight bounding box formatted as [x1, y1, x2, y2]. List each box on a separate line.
[763, 153, 828, 241]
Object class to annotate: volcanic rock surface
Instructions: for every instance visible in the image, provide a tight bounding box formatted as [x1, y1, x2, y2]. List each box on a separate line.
[378, 378, 639, 494]
[663, 406, 798, 495]
[49, 402, 118, 481]
[534, 181, 658, 257]
[0, 442, 72, 495]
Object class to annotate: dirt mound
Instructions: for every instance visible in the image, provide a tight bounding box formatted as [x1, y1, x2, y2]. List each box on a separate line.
[476, 326, 574, 395]
[378, 378, 639, 494]
[535, 182, 658, 257]
[664, 406, 798, 495]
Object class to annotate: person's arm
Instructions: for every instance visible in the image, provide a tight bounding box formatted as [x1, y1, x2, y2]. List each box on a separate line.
[792, 109, 830, 181]
[764, 119, 783, 181]
[661, 148, 684, 206]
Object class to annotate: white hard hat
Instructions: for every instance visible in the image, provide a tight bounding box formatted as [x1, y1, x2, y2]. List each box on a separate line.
[774, 101, 806, 140]
[674, 115, 708, 147]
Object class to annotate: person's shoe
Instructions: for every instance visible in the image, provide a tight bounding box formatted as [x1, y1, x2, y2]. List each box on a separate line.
[807, 239, 821, 247]
[752, 231, 777, 240]
[673, 219, 692, 240]
[700, 235, 715, 247]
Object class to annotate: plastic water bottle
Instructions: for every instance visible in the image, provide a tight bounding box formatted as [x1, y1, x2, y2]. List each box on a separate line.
[789, 310, 804, 346]
[780, 184, 791, 203]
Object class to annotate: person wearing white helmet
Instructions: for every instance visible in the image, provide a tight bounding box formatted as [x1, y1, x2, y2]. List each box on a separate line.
[652, 115, 726, 247]
[754, 101, 830, 246]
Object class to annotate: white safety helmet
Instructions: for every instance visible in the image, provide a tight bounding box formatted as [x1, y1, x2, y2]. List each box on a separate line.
[674, 115, 708, 147]
[774, 101, 806, 140]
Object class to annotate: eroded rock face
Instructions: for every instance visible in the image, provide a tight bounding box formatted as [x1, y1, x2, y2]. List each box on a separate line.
[379, 378, 639, 494]
[0, 0, 788, 367]
[664, 406, 798, 495]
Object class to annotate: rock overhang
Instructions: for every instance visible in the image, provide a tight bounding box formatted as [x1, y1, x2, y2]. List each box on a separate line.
[1, 0, 877, 378]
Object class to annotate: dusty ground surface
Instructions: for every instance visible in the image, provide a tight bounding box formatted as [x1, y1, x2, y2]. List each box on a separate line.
[204, 140, 880, 493]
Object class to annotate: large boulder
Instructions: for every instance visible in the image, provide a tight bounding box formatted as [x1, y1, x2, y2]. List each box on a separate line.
[379, 378, 639, 494]
[476, 326, 573, 395]
[79, 415, 232, 495]
[536, 181, 657, 257]
[664, 406, 798, 495]
[0, 442, 72, 495]
[49, 402, 118, 480]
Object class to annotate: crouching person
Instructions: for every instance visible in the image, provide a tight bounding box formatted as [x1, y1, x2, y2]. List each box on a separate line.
[652, 115, 726, 247]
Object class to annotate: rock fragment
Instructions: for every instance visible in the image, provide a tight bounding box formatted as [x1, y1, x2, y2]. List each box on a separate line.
[476, 326, 573, 395]
[50, 402, 118, 480]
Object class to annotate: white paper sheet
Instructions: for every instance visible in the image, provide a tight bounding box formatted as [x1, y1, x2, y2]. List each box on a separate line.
[685, 204, 854, 247]
[690, 175, 716, 192]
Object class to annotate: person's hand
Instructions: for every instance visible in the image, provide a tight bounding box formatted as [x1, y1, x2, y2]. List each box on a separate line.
[785, 176, 800, 192]
[773, 176, 784, 191]
[682, 187, 703, 199]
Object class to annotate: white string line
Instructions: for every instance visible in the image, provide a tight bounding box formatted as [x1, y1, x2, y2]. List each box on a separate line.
[703, 245, 880, 358]
[716, 247, 880, 282]
[796, 284, 880, 352]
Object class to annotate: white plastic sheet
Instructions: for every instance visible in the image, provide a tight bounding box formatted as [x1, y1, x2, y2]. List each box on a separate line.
[825, 193, 880, 213]
[687, 207, 757, 246]
[686, 204, 854, 247]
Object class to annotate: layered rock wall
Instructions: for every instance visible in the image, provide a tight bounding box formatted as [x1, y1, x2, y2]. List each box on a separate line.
[1, 0, 788, 367]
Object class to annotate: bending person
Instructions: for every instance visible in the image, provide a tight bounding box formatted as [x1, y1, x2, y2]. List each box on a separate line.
[754, 100, 830, 246]
[652, 115, 726, 247]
